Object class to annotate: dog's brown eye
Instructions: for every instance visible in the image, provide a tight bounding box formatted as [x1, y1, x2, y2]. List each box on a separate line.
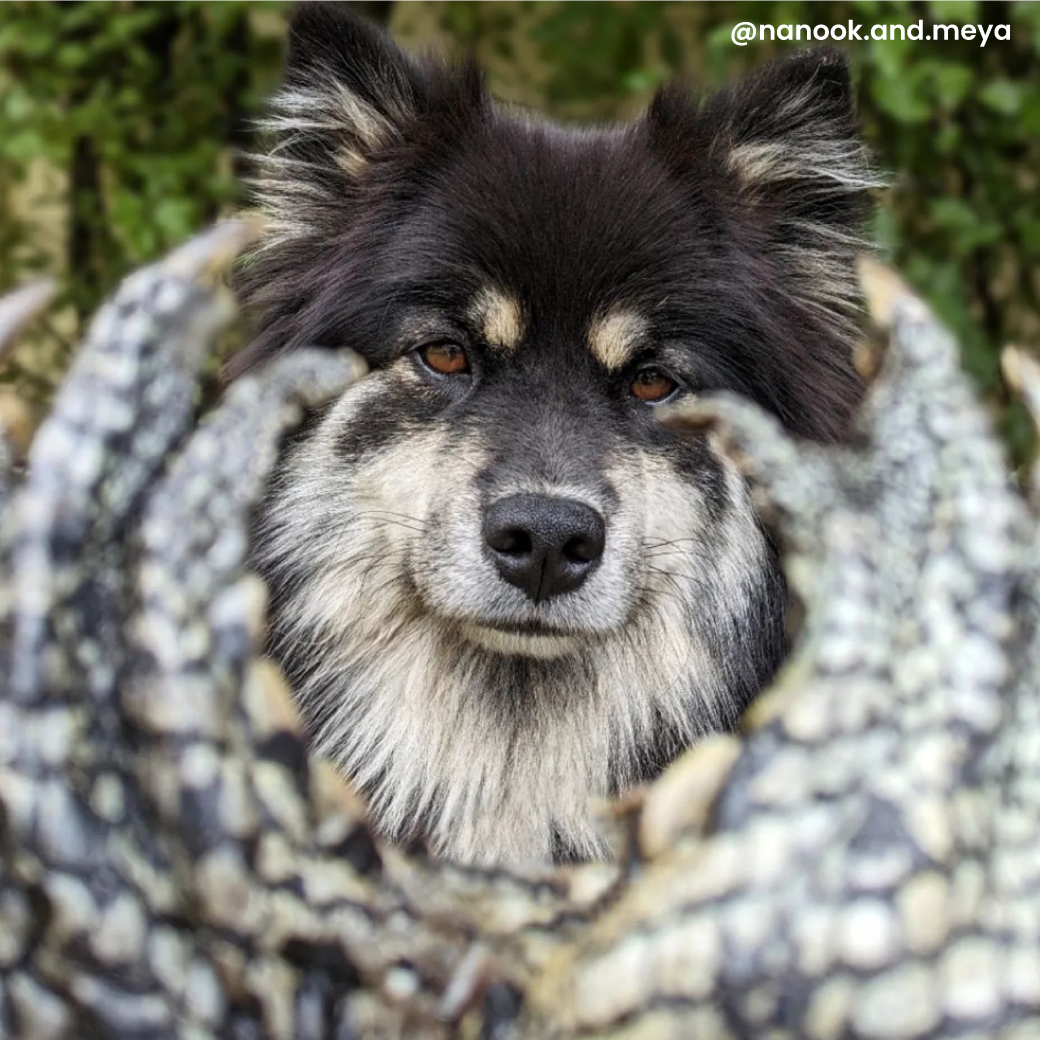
[421, 342, 469, 376]
[631, 367, 677, 403]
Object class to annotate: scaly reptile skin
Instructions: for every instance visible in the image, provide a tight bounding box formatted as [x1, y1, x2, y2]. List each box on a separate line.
[0, 225, 1037, 1040]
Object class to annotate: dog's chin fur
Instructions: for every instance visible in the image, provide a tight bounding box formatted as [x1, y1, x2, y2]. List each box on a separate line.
[237, 4, 879, 864]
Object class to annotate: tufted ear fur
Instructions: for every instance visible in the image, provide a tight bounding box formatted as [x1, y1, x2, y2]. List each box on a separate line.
[252, 1, 485, 248]
[647, 49, 883, 343]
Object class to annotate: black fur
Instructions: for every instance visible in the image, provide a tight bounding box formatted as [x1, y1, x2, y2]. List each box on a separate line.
[233, 5, 870, 442]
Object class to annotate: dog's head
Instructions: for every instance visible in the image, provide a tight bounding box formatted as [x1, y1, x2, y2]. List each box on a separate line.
[238, 4, 877, 862]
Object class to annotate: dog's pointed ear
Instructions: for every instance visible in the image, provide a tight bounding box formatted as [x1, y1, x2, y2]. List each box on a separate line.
[648, 50, 881, 333]
[281, 3, 424, 166]
[255, 3, 484, 240]
[650, 49, 876, 222]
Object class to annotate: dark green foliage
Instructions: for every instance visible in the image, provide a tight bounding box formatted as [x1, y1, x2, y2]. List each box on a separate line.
[0, 1, 288, 388]
[2, 0, 1038, 455]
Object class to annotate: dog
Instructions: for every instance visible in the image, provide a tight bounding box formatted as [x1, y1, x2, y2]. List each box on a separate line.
[233, 2, 877, 863]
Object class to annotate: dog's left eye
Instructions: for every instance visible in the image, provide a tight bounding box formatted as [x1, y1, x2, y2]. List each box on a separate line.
[630, 366, 678, 403]
[419, 342, 470, 376]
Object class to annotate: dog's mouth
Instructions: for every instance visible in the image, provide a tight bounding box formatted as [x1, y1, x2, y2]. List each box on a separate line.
[459, 618, 585, 659]
[482, 618, 570, 637]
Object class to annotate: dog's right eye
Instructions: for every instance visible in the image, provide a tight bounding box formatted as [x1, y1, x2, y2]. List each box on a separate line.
[630, 366, 678, 403]
[419, 342, 470, 376]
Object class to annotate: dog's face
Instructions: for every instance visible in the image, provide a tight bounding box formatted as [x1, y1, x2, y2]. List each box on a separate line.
[237, 4, 876, 863]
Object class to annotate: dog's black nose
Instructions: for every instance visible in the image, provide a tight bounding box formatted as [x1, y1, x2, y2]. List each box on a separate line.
[483, 494, 605, 602]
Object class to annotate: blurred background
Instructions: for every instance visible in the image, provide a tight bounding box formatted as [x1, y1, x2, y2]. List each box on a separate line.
[1, 1, 1039, 454]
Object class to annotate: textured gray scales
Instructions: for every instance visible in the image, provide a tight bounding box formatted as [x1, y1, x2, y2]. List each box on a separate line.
[0, 227, 1038, 1039]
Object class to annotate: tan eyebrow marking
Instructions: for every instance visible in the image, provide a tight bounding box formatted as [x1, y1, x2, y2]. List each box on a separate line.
[587, 310, 648, 370]
[469, 287, 524, 354]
